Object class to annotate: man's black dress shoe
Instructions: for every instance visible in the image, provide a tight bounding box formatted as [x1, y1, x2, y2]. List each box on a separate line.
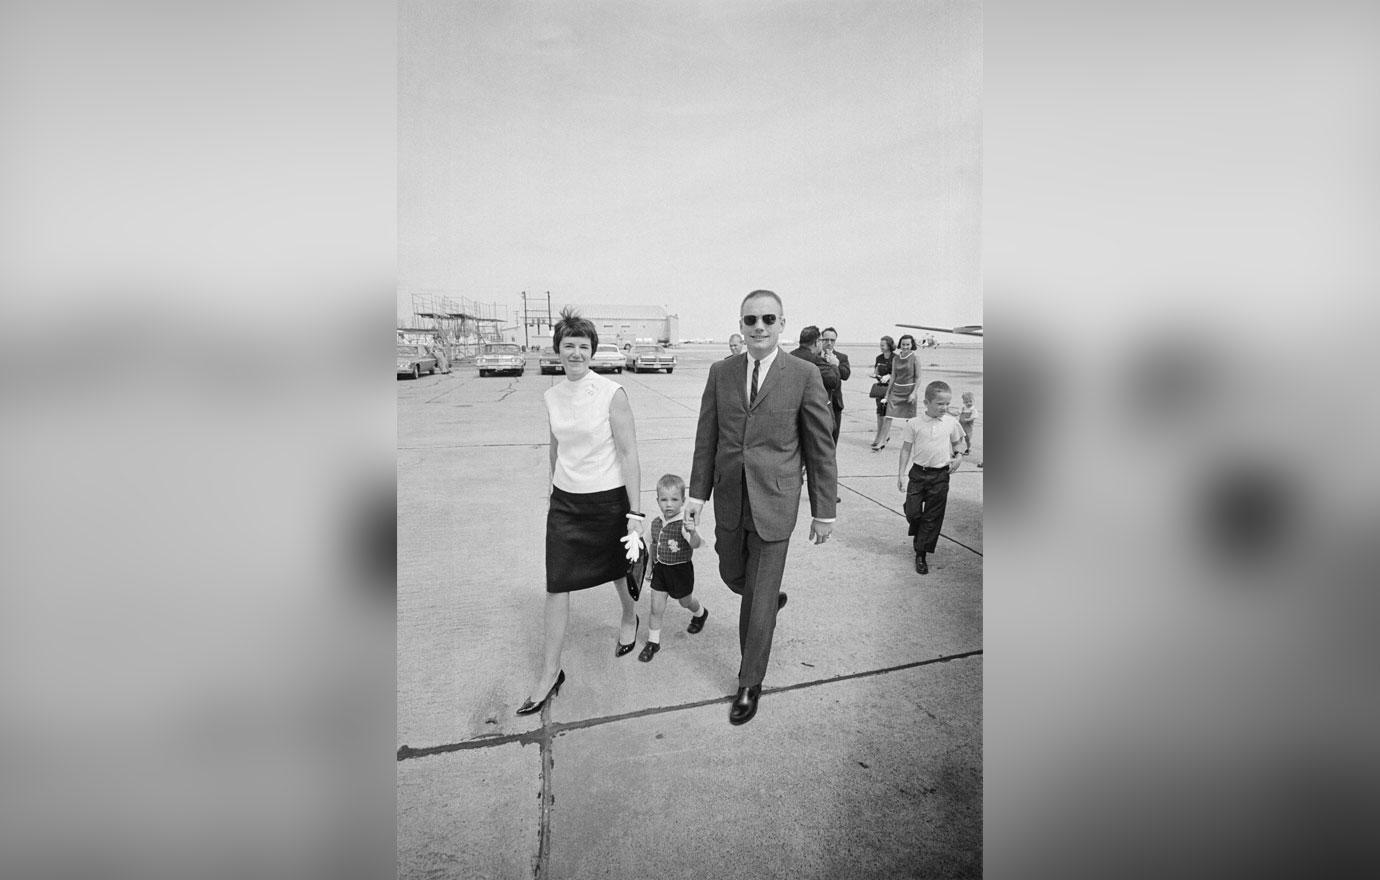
[516, 670, 565, 716]
[638, 641, 660, 662]
[687, 608, 708, 634]
[729, 685, 762, 725]
[915, 554, 928, 575]
[777, 593, 788, 611]
[615, 614, 639, 657]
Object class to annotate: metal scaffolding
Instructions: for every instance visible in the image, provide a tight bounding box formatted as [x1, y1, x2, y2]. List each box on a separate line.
[401, 293, 512, 360]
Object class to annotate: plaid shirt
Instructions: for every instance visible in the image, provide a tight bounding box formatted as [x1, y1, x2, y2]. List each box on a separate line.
[649, 515, 694, 565]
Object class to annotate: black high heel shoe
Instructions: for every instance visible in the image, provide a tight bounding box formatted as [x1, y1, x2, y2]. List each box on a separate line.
[615, 614, 639, 657]
[515, 669, 566, 716]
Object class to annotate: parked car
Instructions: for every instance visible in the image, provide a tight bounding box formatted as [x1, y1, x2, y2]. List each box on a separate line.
[625, 345, 677, 373]
[477, 342, 526, 377]
[397, 344, 438, 379]
[538, 347, 564, 375]
[590, 343, 624, 374]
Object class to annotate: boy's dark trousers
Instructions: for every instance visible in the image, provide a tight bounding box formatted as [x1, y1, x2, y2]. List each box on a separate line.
[904, 464, 951, 554]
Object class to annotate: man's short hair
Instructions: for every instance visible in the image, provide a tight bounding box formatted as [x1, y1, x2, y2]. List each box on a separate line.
[741, 289, 783, 315]
[822, 326, 838, 338]
[924, 380, 952, 402]
[798, 325, 821, 347]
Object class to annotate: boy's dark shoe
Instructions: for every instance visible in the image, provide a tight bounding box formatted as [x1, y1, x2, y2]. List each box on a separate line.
[638, 641, 661, 662]
[915, 553, 928, 575]
[687, 608, 708, 634]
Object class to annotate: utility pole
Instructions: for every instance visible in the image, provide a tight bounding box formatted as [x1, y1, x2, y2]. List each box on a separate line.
[520, 291, 529, 350]
[546, 291, 552, 332]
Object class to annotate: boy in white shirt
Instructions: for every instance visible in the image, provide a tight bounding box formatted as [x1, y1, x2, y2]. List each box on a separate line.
[897, 381, 966, 575]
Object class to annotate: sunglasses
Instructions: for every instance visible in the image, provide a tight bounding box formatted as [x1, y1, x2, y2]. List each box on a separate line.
[741, 314, 779, 327]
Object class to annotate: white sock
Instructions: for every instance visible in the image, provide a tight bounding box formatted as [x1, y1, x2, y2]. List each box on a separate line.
[648, 628, 661, 644]
[692, 605, 706, 618]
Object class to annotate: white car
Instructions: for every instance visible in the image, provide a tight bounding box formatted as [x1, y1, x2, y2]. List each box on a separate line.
[476, 343, 525, 377]
[589, 344, 624, 374]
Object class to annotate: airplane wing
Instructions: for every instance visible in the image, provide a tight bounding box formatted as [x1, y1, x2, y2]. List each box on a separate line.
[897, 323, 983, 337]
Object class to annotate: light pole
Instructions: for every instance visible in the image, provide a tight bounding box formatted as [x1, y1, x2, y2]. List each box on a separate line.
[520, 291, 529, 350]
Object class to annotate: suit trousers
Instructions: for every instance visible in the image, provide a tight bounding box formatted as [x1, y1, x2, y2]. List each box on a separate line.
[830, 404, 842, 444]
[904, 464, 951, 555]
[715, 480, 791, 688]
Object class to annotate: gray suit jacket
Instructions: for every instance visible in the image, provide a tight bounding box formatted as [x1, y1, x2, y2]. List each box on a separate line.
[690, 349, 838, 542]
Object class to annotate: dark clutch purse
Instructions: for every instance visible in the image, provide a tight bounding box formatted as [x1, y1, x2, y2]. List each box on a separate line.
[868, 382, 888, 399]
[625, 537, 649, 601]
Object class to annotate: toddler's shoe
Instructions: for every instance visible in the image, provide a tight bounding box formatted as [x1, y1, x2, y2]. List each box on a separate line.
[638, 641, 661, 662]
[687, 608, 708, 634]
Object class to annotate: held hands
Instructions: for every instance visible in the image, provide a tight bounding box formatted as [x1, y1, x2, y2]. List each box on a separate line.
[684, 498, 705, 533]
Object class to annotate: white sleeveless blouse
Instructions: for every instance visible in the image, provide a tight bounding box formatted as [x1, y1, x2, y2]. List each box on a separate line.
[544, 372, 624, 493]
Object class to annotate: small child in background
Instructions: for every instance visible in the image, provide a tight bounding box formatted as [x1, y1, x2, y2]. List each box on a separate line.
[958, 391, 978, 454]
[898, 381, 966, 575]
[640, 474, 708, 661]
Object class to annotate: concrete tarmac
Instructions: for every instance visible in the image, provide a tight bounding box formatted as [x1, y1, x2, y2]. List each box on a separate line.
[398, 344, 983, 879]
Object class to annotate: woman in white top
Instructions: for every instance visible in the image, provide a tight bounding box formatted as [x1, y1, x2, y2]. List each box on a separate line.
[517, 308, 643, 716]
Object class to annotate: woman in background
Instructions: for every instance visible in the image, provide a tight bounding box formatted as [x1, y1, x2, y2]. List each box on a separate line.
[869, 335, 896, 450]
[874, 334, 918, 451]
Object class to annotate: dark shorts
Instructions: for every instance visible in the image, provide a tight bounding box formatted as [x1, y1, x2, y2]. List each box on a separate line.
[546, 485, 630, 593]
[650, 560, 695, 600]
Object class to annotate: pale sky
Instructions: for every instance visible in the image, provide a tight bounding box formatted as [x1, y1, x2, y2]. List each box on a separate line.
[399, 0, 982, 346]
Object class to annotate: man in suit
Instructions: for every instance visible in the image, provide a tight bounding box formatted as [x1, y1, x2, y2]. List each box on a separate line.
[727, 333, 743, 357]
[790, 325, 841, 405]
[820, 327, 850, 443]
[686, 290, 838, 726]
[792, 326, 843, 504]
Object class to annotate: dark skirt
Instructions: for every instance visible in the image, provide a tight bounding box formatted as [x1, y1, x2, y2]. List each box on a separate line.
[546, 485, 630, 593]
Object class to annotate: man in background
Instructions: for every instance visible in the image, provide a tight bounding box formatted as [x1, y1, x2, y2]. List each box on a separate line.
[820, 327, 849, 443]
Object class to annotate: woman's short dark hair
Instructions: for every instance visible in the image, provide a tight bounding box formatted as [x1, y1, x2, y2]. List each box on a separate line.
[898, 333, 917, 350]
[880, 335, 895, 353]
[553, 306, 599, 351]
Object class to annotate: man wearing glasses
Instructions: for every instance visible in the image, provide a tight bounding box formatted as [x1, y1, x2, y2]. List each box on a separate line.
[686, 290, 837, 726]
[819, 327, 850, 443]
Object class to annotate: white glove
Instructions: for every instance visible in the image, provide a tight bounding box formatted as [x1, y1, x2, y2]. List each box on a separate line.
[620, 531, 641, 563]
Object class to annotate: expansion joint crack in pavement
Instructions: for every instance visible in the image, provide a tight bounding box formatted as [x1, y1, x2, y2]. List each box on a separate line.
[843, 484, 984, 558]
[395, 649, 982, 763]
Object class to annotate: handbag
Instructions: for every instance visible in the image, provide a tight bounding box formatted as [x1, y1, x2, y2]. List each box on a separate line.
[868, 382, 888, 399]
[625, 537, 649, 601]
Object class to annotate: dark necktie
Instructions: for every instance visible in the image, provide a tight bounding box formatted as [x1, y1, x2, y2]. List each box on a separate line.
[750, 358, 760, 405]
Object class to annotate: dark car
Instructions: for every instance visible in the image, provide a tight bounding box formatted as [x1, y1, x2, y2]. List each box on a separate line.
[538, 348, 564, 375]
[397, 344, 438, 379]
